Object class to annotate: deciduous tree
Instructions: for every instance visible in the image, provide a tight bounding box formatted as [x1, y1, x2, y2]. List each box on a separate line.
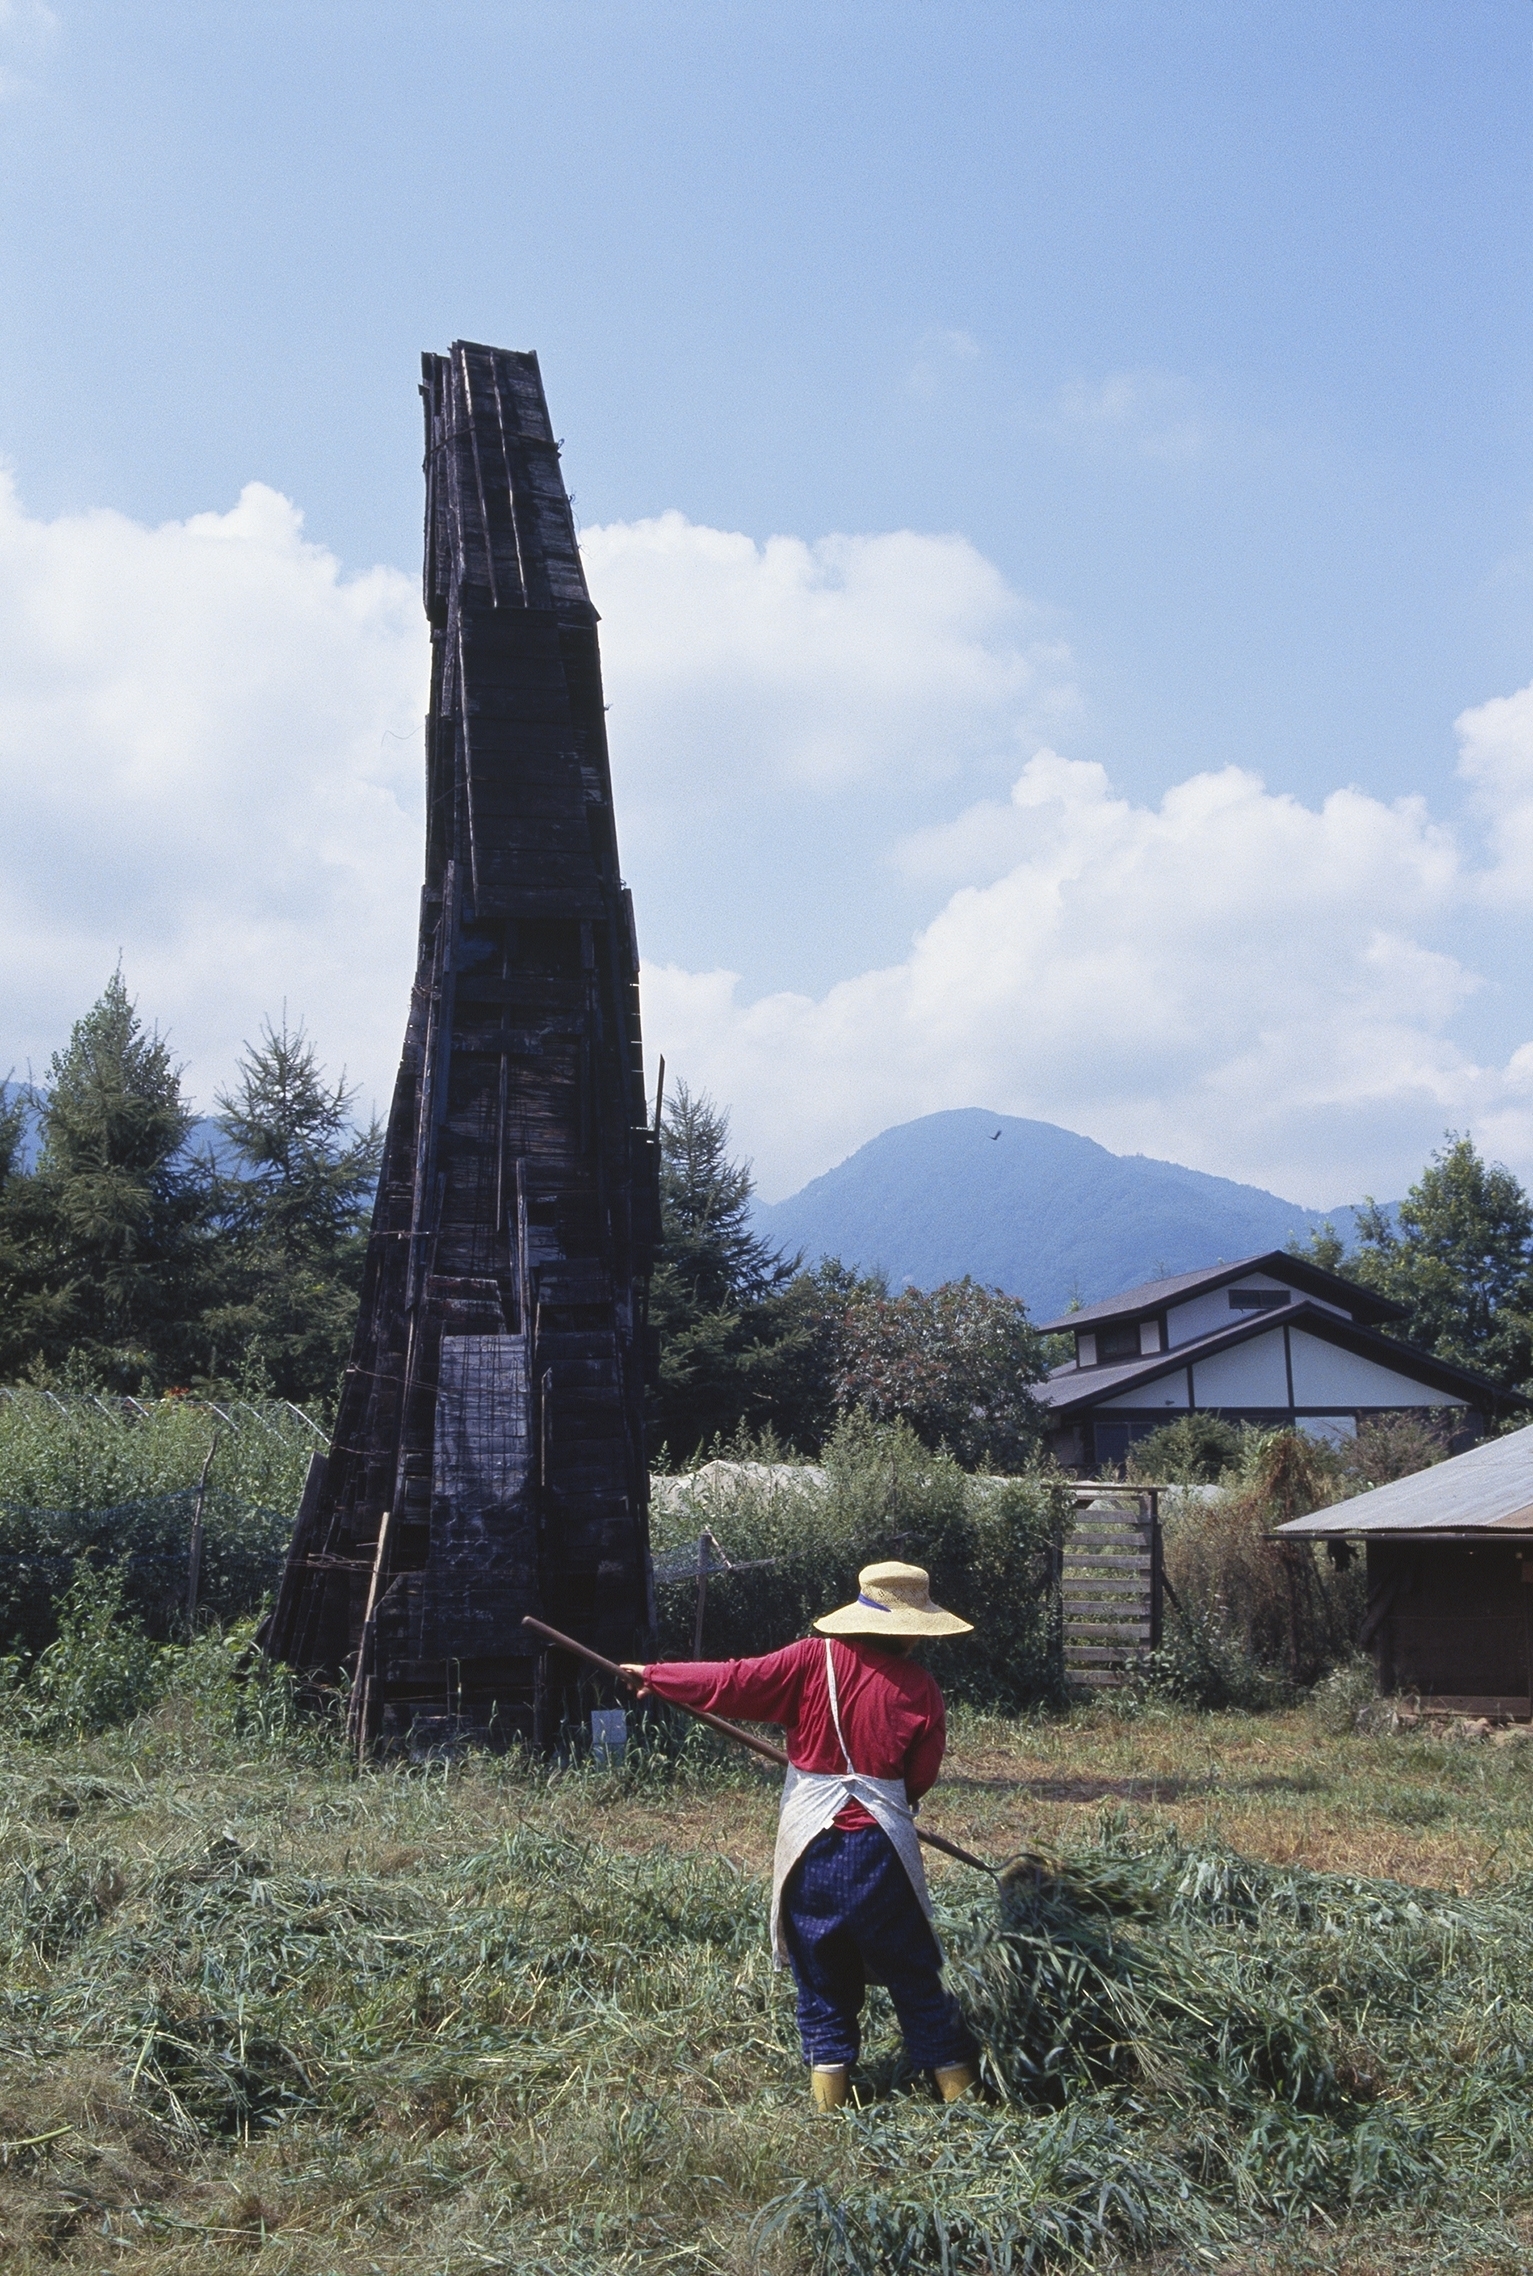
[1342, 1135, 1532, 1391]
[833, 1275, 1049, 1471]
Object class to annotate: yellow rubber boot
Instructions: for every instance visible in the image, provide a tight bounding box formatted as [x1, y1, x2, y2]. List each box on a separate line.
[934, 2061, 980, 2103]
[809, 2064, 851, 2112]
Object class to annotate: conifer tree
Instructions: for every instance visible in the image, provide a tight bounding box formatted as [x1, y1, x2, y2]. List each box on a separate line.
[204, 1015, 381, 1407]
[649, 1083, 825, 1458]
[0, 1084, 31, 1377]
[4, 972, 213, 1388]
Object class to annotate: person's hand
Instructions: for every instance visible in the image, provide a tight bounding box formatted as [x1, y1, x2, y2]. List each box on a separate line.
[618, 1662, 652, 1698]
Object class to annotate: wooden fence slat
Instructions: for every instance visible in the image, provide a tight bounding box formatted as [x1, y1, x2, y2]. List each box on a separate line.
[1061, 1489, 1162, 1687]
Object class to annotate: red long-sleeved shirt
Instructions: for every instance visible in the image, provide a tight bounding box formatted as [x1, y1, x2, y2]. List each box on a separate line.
[643, 1636, 947, 1831]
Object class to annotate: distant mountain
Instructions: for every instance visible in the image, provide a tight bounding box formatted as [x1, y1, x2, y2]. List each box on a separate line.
[752, 1110, 1386, 1322]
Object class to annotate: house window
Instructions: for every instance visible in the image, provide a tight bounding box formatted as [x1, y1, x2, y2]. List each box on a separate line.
[1097, 1323, 1142, 1361]
[1229, 1289, 1288, 1313]
[1091, 1419, 1161, 1472]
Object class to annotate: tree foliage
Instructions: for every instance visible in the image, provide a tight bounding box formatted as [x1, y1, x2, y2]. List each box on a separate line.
[650, 1412, 1068, 1709]
[648, 1085, 1051, 1468]
[0, 977, 377, 1407]
[831, 1275, 1050, 1470]
[0, 973, 213, 1390]
[1126, 1414, 1243, 1485]
[204, 1016, 381, 1402]
[1294, 1133, 1533, 1393]
[648, 1083, 826, 1458]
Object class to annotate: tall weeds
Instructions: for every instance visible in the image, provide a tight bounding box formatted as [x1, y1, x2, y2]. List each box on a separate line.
[650, 1413, 1071, 1709]
[1146, 1432, 1366, 1705]
[4, 1714, 1533, 2273]
[0, 1391, 315, 1653]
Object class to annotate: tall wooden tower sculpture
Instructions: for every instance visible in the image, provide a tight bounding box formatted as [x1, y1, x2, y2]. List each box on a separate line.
[267, 342, 659, 1752]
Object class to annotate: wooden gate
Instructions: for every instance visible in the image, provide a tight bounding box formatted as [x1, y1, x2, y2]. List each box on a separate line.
[1062, 1485, 1163, 1690]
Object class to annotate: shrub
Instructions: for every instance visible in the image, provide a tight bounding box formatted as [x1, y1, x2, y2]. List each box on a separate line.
[1309, 1652, 1382, 1734]
[0, 1391, 312, 1653]
[649, 1412, 1070, 1711]
[1132, 1595, 1286, 1711]
[1127, 1414, 1242, 1484]
[0, 1386, 314, 1510]
[0, 1565, 165, 1736]
[1340, 1409, 1452, 1490]
[0, 1568, 320, 1751]
[1146, 1432, 1365, 1703]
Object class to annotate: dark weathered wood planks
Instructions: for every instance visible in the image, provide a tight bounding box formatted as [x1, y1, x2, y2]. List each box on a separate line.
[267, 343, 658, 1752]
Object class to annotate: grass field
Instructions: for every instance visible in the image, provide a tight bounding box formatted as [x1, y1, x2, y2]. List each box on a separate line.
[5, 1690, 1533, 2275]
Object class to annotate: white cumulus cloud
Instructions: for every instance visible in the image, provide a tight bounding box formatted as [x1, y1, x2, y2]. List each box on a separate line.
[0, 472, 426, 1111]
[581, 511, 1077, 811]
[1456, 678, 1533, 902]
[1, 470, 1530, 1221]
[643, 732, 1533, 1204]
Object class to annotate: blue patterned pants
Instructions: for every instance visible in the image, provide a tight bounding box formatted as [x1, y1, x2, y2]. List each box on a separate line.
[781, 1825, 976, 2070]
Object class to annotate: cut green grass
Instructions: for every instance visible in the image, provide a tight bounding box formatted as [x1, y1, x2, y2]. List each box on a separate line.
[3, 1698, 1533, 2274]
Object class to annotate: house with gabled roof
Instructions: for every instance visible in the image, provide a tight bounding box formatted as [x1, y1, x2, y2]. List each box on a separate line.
[1034, 1251, 1521, 1475]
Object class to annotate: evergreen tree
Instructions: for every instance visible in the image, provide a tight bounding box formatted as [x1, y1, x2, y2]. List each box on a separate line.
[0, 1085, 31, 1377]
[1, 973, 214, 1389]
[204, 1016, 381, 1406]
[648, 1083, 826, 1459]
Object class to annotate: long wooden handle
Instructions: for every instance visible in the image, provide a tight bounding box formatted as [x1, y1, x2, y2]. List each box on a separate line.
[522, 1615, 790, 1765]
[521, 1614, 997, 1877]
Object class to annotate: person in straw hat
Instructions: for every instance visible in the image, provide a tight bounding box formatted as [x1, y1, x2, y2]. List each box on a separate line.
[620, 1560, 981, 2110]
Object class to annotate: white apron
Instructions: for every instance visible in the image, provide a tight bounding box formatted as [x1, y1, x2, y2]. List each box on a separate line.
[768, 1636, 938, 1967]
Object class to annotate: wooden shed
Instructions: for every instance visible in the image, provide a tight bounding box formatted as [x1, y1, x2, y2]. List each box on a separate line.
[1278, 1425, 1533, 1718]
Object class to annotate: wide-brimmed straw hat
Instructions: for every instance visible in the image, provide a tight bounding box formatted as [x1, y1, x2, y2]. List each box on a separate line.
[814, 1560, 973, 1639]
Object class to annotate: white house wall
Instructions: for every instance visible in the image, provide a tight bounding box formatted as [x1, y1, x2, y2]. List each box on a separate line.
[1105, 1373, 1190, 1411]
[1190, 1331, 1291, 1408]
[1287, 1330, 1449, 1409]
[1166, 1271, 1347, 1348]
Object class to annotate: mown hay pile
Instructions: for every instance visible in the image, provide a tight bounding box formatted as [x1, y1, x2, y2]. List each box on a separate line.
[774, 1843, 1533, 2268]
[2, 1730, 1532, 2274]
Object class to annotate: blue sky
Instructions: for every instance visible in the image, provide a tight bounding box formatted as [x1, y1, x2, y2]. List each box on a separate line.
[0, 2, 1530, 1205]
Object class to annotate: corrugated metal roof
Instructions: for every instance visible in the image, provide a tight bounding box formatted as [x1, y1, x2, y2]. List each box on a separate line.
[1277, 1423, 1533, 1537]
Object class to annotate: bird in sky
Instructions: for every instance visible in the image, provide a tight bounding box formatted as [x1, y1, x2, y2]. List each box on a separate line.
[991, 1129, 1001, 1140]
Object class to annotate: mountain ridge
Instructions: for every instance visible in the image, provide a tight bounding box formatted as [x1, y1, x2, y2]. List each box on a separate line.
[752, 1109, 1383, 1322]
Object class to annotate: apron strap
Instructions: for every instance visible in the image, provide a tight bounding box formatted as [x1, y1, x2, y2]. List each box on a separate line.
[822, 1636, 855, 1776]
